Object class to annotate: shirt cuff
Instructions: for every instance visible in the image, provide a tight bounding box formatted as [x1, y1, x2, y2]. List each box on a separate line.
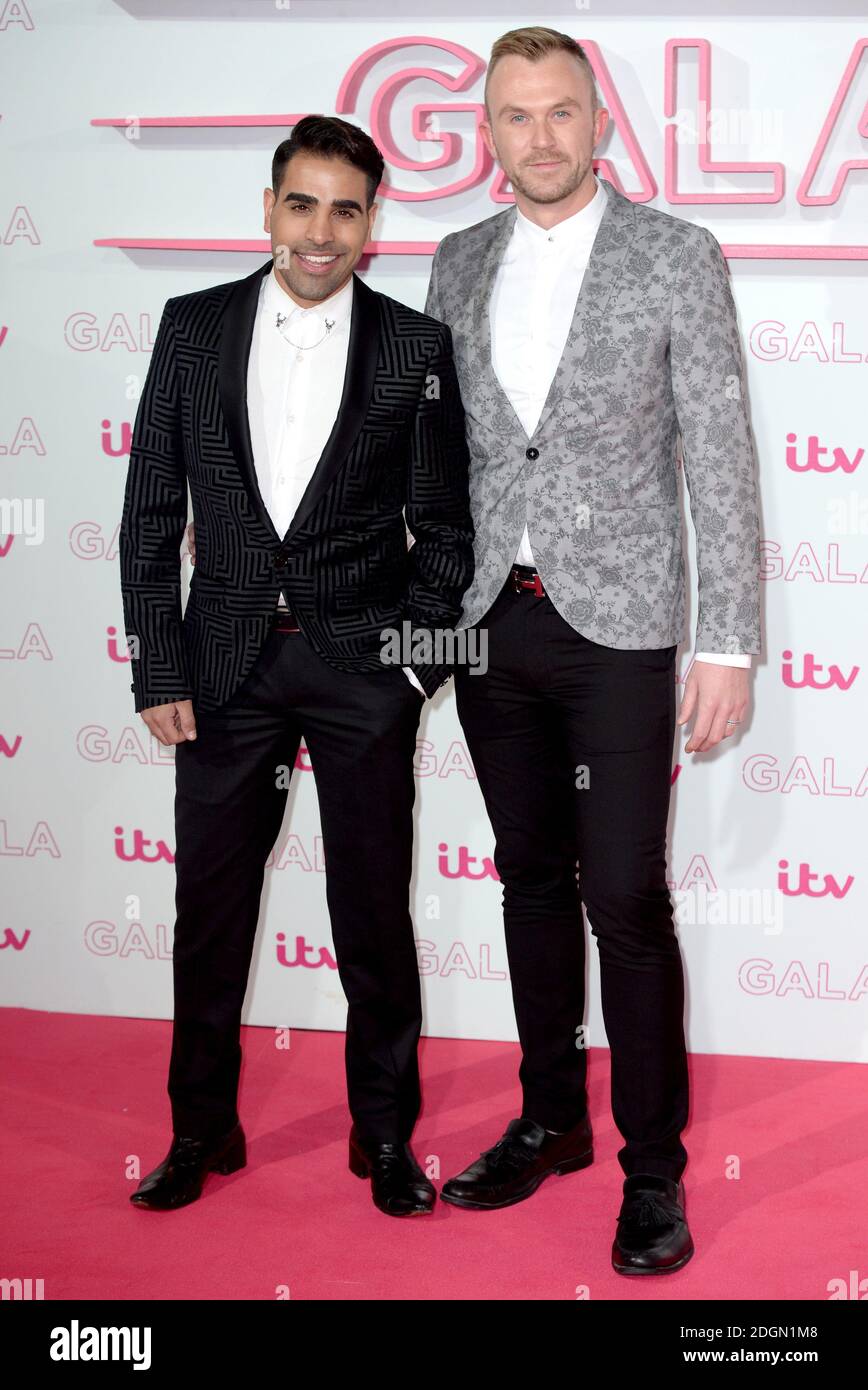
[693, 651, 752, 668]
[402, 666, 426, 694]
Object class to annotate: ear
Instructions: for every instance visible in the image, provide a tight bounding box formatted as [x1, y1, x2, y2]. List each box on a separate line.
[263, 186, 275, 233]
[479, 120, 497, 162]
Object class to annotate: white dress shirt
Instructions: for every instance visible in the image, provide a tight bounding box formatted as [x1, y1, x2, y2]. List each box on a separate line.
[488, 178, 750, 670]
[248, 265, 353, 574]
[247, 266, 424, 692]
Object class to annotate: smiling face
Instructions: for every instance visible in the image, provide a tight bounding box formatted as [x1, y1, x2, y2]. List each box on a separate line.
[264, 151, 378, 308]
[481, 50, 608, 223]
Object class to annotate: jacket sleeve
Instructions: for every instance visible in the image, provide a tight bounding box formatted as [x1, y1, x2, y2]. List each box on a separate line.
[401, 321, 475, 697]
[118, 297, 194, 713]
[670, 225, 762, 656]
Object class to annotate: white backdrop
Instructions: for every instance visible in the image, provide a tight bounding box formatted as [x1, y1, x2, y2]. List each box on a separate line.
[2, 1, 866, 1064]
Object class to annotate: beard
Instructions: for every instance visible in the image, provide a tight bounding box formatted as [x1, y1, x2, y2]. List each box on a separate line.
[507, 151, 593, 206]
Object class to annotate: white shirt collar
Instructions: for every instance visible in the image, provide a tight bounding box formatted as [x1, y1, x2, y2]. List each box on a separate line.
[513, 175, 607, 249]
[263, 263, 354, 330]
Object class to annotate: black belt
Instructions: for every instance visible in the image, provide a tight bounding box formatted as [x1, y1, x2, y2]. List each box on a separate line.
[510, 565, 546, 596]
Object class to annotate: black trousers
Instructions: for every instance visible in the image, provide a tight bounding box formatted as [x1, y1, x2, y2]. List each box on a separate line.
[168, 623, 425, 1145]
[454, 578, 689, 1182]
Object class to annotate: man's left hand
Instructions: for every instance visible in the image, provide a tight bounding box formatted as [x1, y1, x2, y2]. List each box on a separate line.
[677, 660, 749, 753]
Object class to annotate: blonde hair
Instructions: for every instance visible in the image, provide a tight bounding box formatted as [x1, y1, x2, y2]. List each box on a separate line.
[485, 27, 600, 117]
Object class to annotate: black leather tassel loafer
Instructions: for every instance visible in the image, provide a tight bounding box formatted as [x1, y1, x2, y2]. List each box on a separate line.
[612, 1174, 694, 1274]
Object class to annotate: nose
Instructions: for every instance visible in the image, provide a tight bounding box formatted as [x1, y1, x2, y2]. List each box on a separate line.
[307, 214, 333, 245]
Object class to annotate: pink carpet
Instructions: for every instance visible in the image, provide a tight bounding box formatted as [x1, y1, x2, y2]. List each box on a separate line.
[2, 1007, 865, 1300]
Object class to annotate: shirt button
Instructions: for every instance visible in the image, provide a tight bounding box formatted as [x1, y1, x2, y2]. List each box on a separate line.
[296, 352, 303, 363]
[526, 446, 539, 461]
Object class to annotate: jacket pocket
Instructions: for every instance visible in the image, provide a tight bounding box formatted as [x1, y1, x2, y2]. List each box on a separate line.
[590, 500, 681, 537]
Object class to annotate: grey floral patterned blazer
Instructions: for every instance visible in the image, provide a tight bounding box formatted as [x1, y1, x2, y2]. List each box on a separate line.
[424, 175, 762, 654]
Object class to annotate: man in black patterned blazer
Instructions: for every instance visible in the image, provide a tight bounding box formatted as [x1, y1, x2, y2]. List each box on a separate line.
[119, 116, 474, 1217]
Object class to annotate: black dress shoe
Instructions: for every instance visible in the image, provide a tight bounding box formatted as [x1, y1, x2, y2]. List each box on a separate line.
[439, 1114, 593, 1211]
[348, 1127, 435, 1217]
[129, 1123, 246, 1211]
[611, 1174, 694, 1274]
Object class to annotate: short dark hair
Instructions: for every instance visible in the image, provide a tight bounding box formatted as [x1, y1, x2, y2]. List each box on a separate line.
[272, 115, 385, 208]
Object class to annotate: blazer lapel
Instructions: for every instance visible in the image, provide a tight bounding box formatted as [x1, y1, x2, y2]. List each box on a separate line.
[462, 178, 637, 443]
[532, 176, 636, 439]
[216, 262, 379, 547]
[283, 272, 379, 544]
[466, 205, 531, 441]
[217, 256, 280, 543]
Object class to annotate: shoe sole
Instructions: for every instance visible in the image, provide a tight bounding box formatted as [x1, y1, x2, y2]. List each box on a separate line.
[438, 1147, 594, 1211]
[130, 1133, 247, 1210]
[612, 1240, 695, 1275]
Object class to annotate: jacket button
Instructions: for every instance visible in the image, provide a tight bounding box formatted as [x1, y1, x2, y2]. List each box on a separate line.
[130, 683, 135, 691]
[272, 551, 288, 570]
[525, 446, 539, 461]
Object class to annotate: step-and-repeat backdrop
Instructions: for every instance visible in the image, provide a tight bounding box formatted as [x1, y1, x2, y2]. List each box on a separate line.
[2, 1, 866, 1063]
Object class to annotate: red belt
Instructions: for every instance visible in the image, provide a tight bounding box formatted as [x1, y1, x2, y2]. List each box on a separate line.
[272, 607, 300, 633]
[511, 566, 545, 596]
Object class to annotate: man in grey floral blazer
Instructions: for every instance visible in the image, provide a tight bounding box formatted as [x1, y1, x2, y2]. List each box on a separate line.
[425, 27, 761, 1275]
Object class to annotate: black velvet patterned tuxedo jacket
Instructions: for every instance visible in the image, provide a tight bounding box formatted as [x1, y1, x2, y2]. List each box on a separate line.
[119, 259, 474, 712]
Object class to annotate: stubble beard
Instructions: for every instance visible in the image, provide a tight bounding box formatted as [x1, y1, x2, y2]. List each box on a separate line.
[508, 152, 594, 207]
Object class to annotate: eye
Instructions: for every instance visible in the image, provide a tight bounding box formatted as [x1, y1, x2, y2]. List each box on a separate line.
[509, 113, 527, 123]
[552, 110, 571, 119]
